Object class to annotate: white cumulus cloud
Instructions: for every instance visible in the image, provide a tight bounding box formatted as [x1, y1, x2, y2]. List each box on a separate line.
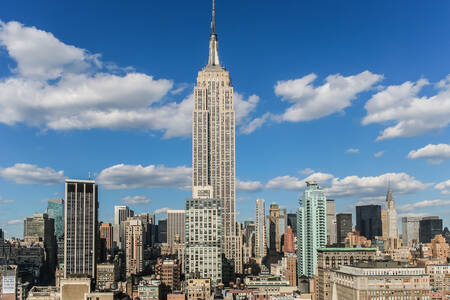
[363, 75, 450, 140]
[346, 148, 360, 154]
[374, 151, 384, 158]
[407, 144, 450, 164]
[435, 180, 450, 195]
[122, 195, 151, 205]
[237, 179, 263, 192]
[97, 164, 191, 190]
[398, 199, 450, 212]
[0, 163, 66, 185]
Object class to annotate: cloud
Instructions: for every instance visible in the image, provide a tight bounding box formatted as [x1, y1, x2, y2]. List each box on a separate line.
[266, 171, 429, 199]
[0, 163, 66, 185]
[7, 219, 22, 225]
[435, 180, 450, 195]
[273, 71, 383, 122]
[407, 144, 450, 164]
[300, 168, 315, 175]
[240, 113, 271, 134]
[398, 199, 450, 212]
[237, 179, 263, 192]
[398, 212, 429, 218]
[362, 75, 450, 140]
[234, 93, 260, 125]
[154, 207, 170, 214]
[374, 151, 384, 158]
[122, 195, 151, 205]
[97, 164, 191, 190]
[346, 148, 360, 154]
[0, 197, 14, 204]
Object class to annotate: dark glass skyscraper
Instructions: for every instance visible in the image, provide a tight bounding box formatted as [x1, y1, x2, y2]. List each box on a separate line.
[287, 213, 297, 235]
[419, 216, 443, 243]
[47, 198, 64, 238]
[336, 213, 352, 244]
[356, 205, 382, 240]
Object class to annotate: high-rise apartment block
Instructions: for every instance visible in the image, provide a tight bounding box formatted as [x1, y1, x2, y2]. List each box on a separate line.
[326, 200, 337, 245]
[113, 205, 134, 250]
[64, 179, 98, 278]
[385, 186, 398, 239]
[167, 210, 185, 250]
[99, 222, 113, 250]
[269, 202, 281, 253]
[297, 182, 327, 278]
[192, 0, 237, 270]
[355, 205, 382, 240]
[402, 216, 421, 246]
[185, 192, 222, 285]
[255, 198, 266, 258]
[419, 216, 443, 243]
[336, 213, 352, 245]
[124, 217, 144, 276]
[284, 226, 295, 253]
[47, 198, 64, 238]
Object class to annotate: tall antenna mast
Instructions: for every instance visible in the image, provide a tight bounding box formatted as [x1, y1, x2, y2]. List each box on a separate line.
[212, 0, 216, 34]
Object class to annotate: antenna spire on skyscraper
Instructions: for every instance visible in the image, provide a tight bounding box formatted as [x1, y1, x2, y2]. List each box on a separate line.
[212, 0, 216, 34]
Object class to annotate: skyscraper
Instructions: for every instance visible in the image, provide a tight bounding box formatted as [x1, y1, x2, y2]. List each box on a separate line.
[99, 222, 113, 250]
[355, 205, 382, 240]
[385, 186, 398, 239]
[167, 210, 185, 251]
[64, 179, 98, 278]
[192, 0, 237, 269]
[287, 213, 297, 235]
[297, 182, 327, 278]
[336, 213, 352, 244]
[113, 205, 134, 250]
[124, 217, 144, 276]
[269, 202, 281, 253]
[284, 226, 295, 253]
[47, 198, 64, 238]
[402, 216, 421, 246]
[158, 219, 167, 243]
[255, 198, 266, 258]
[185, 194, 222, 285]
[419, 216, 443, 243]
[326, 199, 337, 245]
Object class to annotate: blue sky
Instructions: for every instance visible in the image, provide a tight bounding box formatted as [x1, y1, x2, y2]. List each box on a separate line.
[0, 0, 449, 238]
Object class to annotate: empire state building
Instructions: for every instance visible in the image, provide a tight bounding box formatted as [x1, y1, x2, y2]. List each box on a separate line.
[192, 0, 239, 272]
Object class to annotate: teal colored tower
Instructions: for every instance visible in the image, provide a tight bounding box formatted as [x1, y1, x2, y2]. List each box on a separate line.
[47, 198, 64, 238]
[297, 182, 327, 278]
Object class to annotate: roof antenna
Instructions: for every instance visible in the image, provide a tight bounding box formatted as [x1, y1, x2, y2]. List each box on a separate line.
[88, 171, 91, 180]
[212, 0, 216, 34]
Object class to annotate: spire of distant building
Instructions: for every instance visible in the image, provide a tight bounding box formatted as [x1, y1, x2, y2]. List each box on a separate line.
[385, 184, 398, 239]
[208, 0, 220, 66]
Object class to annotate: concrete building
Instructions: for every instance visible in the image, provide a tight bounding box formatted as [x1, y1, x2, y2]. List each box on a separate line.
[355, 205, 382, 240]
[113, 205, 134, 250]
[47, 199, 64, 238]
[344, 231, 372, 248]
[155, 258, 181, 292]
[284, 253, 297, 287]
[326, 200, 336, 245]
[192, 0, 237, 270]
[269, 203, 281, 253]
[185, 194, 222, 285]
[316, 248, 377, 300]
[99, 223, 113, 251]
[430, 234, 449, 264]
[24, 213, 56, 280]
[167, 210, 185, 251]
[64, 179, 98, 279]
[137, 279, 161, 300]
[297, 182, 327, 279]
[124, 217, 143, 276]
[420, 216, 443, 243]
[426, 264, 450, 300]
[336, 213, 352, 245]
[255, 198, 266, 258]
[402, 216, 421, 246]
[385, 186, 398, 239]
[187, 279, 211, 300]
[60, 277, 91, 300]
[96, 263, 119, 291]
[26, 286, 59, 300]
[330, 262, 430, 300]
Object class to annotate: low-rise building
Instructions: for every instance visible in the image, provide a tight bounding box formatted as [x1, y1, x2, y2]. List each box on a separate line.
[331, 261, 430, 300]
[186, 279, 211, 300]
[26, 286, 59, 300]
[426, 264, 450, 299]
[137, 279, 161, 300]
[96, 263, 119, 291]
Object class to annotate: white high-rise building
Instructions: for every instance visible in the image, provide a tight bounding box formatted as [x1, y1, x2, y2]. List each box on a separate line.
[185, 189, 222, 285]
[113, 205, 134, 250]
[124, 217, 143, 276]
[385, 185, 398, 239]
[297, 181, 327, 278]
[255, 199, 266, 258]
[402, 216, 421, 246]
[326, 199, 337, 245]
[167, 209, 185, 250]
[192, 0, 237, 271]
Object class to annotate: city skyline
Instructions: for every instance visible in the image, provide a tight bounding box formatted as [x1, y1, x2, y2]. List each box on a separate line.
[1, 0, 450, 238]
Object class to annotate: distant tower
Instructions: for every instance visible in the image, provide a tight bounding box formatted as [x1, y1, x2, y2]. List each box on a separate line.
[326, 199, 337, 245]
[385, 185, 398, 239]
[255, 199, 266, 258]
[297, 182, 327, 278]
[167, 210, 185, 251]
[192, 0, 237, 270]
[64, 179, 98, 278]
[284, 226, 295, 253]
[124, 217, 144, 276]
[113, 205, 134, 250]
[47, 198, 64, 238]
[269, 202, 281, 253]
